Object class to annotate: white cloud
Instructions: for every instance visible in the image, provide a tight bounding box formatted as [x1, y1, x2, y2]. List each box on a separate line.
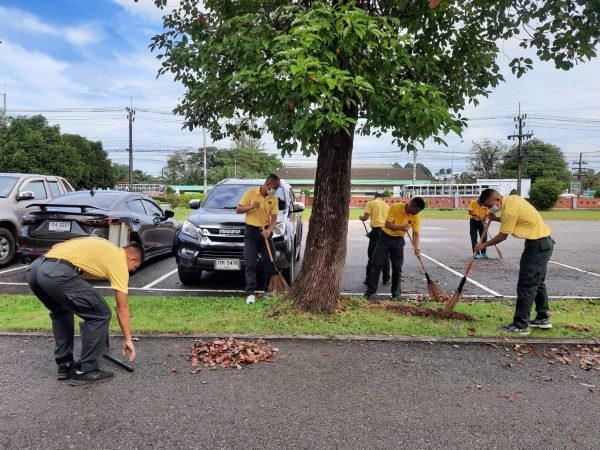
[64, 24, 103, 47]
[111, 0, 169, 23]
[0, 6, 59, 36]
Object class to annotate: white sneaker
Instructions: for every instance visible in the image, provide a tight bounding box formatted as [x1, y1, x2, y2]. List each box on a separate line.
[246, 294, 256, 305]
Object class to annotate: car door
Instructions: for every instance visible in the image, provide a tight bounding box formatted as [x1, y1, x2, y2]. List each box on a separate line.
[125, 197, 154, 254]
[142, 199, 176, 254]
[16, 177, 49, 224]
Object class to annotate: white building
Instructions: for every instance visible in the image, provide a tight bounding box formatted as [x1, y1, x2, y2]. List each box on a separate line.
[476, 179, 531, 197]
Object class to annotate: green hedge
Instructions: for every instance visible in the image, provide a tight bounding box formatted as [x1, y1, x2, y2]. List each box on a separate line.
[166, 192, 206, 208]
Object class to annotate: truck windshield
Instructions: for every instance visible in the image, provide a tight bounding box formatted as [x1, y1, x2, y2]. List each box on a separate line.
[202, 184, 286, 210]
[0, 176, 19, 198]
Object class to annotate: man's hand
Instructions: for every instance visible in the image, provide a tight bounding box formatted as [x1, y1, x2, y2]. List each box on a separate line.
[401, 223, 412, 232]
[251, 201, 261, 210]
[122, 339, 136, 362]
[359, 215, 366, 221]
[261, 227, 271, 238]
[474, 242, 487, 252]
[414, 248, 421, 257]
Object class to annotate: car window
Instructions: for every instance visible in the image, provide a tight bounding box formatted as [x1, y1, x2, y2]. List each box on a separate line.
[48, 181, 61, 197]
[21, 180, 47, 200]
[0, 175, 19, 198]
[143, 199, 164, 217]
[60, 179, 74, 192]
[127, 199, 147, 215]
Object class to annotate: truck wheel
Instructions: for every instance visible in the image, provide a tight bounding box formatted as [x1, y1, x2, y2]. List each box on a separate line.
[177, 266, 202, 285]
[0, 228, 16, 269]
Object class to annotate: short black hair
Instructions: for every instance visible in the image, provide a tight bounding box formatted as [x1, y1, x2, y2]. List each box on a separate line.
[479, 188, 497, 204]
[410, 197, 426, 211]
[125, 242, 143, 260]
[374, 192, 384, 199]
[266, 174, 280, 183]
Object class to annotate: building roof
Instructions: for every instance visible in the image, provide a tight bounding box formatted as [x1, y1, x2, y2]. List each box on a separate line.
[276, 166, 431, 182]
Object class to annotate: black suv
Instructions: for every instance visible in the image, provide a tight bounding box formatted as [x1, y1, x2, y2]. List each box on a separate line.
[175, 178, 304, 285]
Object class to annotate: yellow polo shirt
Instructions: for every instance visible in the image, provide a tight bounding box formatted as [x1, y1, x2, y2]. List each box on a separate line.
[364, 198, 389, 228]
[468, 199, 489, 222]
[382, 203, 421, 237]
[238, 187, 278, 227]
[45, 237, 130, 294]
[499, 195, 551, 240]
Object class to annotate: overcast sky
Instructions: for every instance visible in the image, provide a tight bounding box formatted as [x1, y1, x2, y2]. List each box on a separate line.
[1, 0, 599, 177]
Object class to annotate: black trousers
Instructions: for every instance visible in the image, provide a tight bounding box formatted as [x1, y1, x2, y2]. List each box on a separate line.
[469, 219, 487, 253]
[244, 226, 275, 295]
[366, 233, 405, 297]
[26, 258, 112, 372]
[366, 227, 390, 283]
[513, 236, 554, 328]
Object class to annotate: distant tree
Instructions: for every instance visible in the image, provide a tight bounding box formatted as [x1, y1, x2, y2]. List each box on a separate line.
[469, 139, 507, 179]
[0, 115, 83, 185]
[391, 162, 402, 169]
[404, 162, 434, 179]
[62, 134, 115, 189]
[529, 178, 563, 210]
[455, 172, 477, 184]
[501, 139, 571, 187]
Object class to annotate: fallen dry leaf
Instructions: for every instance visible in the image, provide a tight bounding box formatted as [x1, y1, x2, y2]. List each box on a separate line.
[507, 390, 522, 402]
[189, 337, 279, 371]
[171, 368, 179, 374]
[564, 324, 591, 332]
[475, 384, 482, 390]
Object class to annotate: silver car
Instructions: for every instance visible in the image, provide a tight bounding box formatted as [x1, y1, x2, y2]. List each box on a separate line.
[0, 173, 74, 267]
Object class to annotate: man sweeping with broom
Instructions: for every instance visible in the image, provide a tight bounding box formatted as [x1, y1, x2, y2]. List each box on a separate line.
[236, 174, 281, 305]
[475, 189, 554, 335]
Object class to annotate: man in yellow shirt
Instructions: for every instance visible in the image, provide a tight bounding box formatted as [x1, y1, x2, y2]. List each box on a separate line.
[359, 193, 390, 286]
[467, 198, 489, 259]
[475, 189, 554, 335]
[236, 174, 280, 304]
[364, 197, 425, 300]
[25, 237, 142, 385]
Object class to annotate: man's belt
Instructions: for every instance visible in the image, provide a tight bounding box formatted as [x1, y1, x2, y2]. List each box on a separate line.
[41, 257, 83, 274]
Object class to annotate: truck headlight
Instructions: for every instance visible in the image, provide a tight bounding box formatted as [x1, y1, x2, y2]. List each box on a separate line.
[272, 222, 286, 238]
[181, 220, 200, 239]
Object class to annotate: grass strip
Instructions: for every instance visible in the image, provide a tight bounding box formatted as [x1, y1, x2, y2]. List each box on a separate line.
[1, 295, 599, 339]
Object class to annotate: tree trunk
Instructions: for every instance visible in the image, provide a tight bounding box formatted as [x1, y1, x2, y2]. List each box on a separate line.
[290, 127, 355, 313]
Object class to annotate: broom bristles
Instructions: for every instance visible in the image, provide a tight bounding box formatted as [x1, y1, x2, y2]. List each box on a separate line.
[442, 290, 462, 315]
[427, 279, 448, 302]
[268, 274, 289, 296]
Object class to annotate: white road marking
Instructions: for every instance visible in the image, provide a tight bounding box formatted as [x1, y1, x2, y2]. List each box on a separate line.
[141, 269, 179, 289]
[549, 261, 600, 278]
[0, 265, 28, 275]
[419, 253, 504, 297]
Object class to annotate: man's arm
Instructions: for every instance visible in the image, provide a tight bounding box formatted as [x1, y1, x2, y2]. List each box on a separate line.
[487, 212, 501, 222]
[468, 210, 480, 219]
[412, 231, 421, 255]
[359, 212, 370, 221]
[384, 220, 411, 231]
[475, 232, 508, 251]
[236, 201, 260, 214]
[114, 291, 136, 362]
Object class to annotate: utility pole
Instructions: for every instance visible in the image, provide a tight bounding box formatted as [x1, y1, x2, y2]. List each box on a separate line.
[126, 100, 135, 189]
[203, 127, 208, 193]
[412, 149, 417, 187]
[1, 84, 6, 127]
[572, 152, 588, 182]
[507, 103, 533, 195]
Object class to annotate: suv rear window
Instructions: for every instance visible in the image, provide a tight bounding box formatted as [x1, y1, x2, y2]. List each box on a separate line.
[203, 184, 286, 210]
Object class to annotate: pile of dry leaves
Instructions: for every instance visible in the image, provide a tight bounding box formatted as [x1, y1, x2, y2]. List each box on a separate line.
[509, 343, 600, 370]
[189, 338, 279, 371]
[364, 301, 476, 321]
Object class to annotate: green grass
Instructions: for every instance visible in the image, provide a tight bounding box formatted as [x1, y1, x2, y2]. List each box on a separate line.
[2, 294, 599, 338]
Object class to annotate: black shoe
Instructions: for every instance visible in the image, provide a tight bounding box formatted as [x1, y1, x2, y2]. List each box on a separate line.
[499, 324, 530, 335]
[69, 369, 114, 386]
[530, 318, 552, 329]
[390, 295, 400, 301]
[57, 361, 76, 380]
[364, 291, 375, 300]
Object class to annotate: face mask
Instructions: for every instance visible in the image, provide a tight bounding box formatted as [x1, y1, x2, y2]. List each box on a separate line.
[267, 187, 277, 196]
[490, 205, 501, 213]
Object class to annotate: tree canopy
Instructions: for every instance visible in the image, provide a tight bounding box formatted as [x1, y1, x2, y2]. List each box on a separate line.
[151, 0, 600, 312]
[469, 140, 507, 179]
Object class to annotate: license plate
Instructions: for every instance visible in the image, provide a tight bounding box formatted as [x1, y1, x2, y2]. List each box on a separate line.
[48, 221, 71, 232]
[215, 259, 240, 270]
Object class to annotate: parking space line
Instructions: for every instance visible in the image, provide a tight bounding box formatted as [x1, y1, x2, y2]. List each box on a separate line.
[419, 253, 504, 297]
[0, 265, 28, 275]
[549, 261, 600, 278]
[141, 269, 179, 289]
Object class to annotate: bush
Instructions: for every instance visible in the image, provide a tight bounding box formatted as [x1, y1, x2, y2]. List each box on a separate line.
[593, 190, 600, 198]
[383, 189, 392, 197]
[164, 192, 205, 208]
[529, 178, 563, 210]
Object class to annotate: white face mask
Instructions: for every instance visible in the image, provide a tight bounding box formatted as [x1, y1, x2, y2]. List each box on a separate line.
[267, 187, 277, 196]
[490, 205, 501, 213]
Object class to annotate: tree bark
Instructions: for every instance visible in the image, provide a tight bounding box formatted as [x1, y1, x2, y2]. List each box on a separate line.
[290, 126, 355, 313]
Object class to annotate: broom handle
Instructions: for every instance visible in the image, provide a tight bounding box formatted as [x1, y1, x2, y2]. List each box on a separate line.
[464, 219, 492, 278]
[361, 219, 370, 236]
[406, 230, 427, 274]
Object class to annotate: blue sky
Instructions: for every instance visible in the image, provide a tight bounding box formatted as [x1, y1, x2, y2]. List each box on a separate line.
[1, 0, 599, 176]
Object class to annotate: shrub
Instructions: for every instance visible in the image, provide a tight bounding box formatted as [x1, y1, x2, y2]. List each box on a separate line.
[383, 189, 392, 197]
[529, 178, 563, 210]
[593, 189, 600, 198]
[179, 193, 205, 208]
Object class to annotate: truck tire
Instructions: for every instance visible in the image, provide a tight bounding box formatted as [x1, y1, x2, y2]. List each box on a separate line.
[178, 266, 202, 285]
[0, 228, 16, 269]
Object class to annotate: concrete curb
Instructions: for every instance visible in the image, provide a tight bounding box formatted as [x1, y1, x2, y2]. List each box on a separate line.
[1, 330, 598, 345]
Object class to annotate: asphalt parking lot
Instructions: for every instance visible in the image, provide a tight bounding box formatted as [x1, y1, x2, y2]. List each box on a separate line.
[0, 219, 598, 299]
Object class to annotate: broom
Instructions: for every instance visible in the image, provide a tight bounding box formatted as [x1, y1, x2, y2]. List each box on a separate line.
[443, 219, 492, 315]
[405, 227, 447, 302]
[264, 234, 289, 296]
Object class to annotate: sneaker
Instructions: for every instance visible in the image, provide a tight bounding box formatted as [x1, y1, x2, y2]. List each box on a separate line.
[68, 369, 114, 386]
[499, 324, 530, 335]
[474, 253, 482, 260]
[57, 361, 76, 380]
[481, 252, 489, 259]
[390, 294, 400, 301]
[246, 294, 256, 305]
[530, 318, 552, 329]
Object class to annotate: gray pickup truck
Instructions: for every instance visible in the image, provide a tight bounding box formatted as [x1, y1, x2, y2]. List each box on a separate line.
[0, 173, 74, 267]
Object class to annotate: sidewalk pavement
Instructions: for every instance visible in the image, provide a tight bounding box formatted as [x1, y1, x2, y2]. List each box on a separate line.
[1, 335, 598, 449]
